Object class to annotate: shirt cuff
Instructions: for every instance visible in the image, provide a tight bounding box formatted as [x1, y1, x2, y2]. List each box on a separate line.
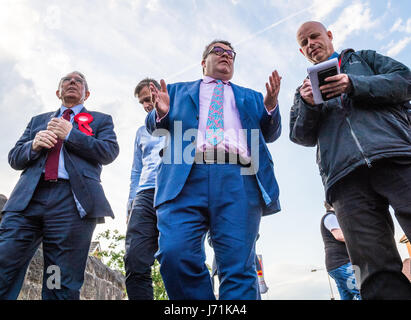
[264, 103, 278, 115]
[156, 110, 169, 123]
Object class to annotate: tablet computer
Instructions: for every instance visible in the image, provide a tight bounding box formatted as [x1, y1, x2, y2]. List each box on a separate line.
[307, 58, 340, 104]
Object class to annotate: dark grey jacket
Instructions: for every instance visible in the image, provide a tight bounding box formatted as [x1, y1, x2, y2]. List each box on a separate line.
[3, 107, 119, 219]
[290, 49, 411, 200]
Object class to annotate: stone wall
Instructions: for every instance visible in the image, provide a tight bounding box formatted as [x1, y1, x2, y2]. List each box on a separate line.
[18, 247, 126, 300]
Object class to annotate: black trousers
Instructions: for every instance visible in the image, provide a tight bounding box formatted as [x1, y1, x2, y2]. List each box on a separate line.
[329, 160, 411, 300]
[124, 188, 158, 300]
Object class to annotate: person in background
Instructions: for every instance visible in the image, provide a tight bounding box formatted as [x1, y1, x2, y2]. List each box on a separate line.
[321, 202, 360, 300]
[124, 78, 164, 300]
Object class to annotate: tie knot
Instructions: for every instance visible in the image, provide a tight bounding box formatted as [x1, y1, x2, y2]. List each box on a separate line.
[62, 109, 73, 120]
[215, 80, 223, 85]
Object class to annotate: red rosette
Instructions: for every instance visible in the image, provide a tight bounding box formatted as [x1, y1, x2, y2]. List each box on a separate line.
[74, 112, 94, 136]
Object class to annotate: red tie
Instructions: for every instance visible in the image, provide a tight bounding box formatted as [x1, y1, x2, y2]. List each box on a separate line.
[44, 109, 73, 181]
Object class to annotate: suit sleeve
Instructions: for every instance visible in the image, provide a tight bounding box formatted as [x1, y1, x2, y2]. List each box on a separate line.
[64, 114, 119, 165]
[8, 117, 42, 170]
[348, 50, 411, 105]
[257, 92, 282, 143]
[289, 87, 322, 147]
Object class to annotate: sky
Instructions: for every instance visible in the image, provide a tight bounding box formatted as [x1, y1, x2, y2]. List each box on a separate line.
[0, 0, 410, 300]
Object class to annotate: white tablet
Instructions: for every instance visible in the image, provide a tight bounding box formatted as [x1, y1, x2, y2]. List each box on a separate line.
[307, 58, 340, 104]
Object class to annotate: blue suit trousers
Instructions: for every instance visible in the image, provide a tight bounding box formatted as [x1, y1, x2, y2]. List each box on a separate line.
[0, 179, 96, 300]
[155, 163, 263, 300]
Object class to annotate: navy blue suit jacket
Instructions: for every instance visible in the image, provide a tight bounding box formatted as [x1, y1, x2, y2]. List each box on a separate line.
[2, 107, 119, 219]
[145, 80, 281, 216]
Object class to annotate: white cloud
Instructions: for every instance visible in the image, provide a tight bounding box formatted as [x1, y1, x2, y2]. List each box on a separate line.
[328, 1, 376, 50]
[146, 0, 160, 11]
[390, 17, 411, 34]
[406, 18, 411, 33]
[386, 36, 411, 57]
[1, 0, 411, 300]
[390, 18, 403, 32]
[311, 0, 344, 21]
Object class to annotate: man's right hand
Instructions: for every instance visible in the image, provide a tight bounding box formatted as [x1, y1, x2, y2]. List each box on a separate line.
[299, 78, 315, 106]
[150, 79, 170, 119]
[32, 130, 58, 152]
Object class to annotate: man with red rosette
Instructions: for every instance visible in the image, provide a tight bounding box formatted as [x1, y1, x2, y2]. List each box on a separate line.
[0, 71, 119, 300]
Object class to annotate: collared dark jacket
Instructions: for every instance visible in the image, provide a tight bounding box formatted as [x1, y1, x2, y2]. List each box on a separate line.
[290, 49, 411, 201]
[2, 107, 119, 219]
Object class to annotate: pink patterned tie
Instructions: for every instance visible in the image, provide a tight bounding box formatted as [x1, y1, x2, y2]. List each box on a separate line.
[44, 109, 72, 181]
[205, 80, 224, 146]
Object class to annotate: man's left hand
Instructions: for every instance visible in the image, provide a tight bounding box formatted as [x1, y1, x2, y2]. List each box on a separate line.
[319, 73, 352, 99]
[264, 70, 282, 112]
[47, 118, 73, 140]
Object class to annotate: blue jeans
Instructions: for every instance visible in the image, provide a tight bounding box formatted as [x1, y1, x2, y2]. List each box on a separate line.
[328, 262, 361, 300]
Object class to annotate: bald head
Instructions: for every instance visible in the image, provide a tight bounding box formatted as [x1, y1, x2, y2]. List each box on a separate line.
[296, 21, 334, 64]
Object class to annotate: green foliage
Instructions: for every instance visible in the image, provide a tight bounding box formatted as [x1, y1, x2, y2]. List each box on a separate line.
[96, 229, 126, 275]
[152, 260, 168, 300]
[96, 229, 168, 300]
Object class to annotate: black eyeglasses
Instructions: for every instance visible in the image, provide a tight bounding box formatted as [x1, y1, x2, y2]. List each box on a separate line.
[206, 46, 236, 60]
[61, 77, 84, 85]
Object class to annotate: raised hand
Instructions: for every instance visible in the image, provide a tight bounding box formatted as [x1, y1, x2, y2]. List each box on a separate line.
[264, 70, 282, 111]
[150, 79, 170, 119]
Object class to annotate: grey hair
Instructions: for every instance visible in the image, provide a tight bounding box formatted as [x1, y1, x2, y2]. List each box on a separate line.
[58, 71, 89, 92]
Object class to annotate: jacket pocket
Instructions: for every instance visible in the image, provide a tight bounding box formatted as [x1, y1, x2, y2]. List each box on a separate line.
[82, 169, 101, 182]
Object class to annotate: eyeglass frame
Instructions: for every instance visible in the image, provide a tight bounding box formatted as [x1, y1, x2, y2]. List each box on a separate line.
[61, 76, 85, 85]
[205, 46, 237, 60]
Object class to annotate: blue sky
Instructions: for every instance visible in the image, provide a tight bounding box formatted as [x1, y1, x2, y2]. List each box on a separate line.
[0, 0, 410, 299]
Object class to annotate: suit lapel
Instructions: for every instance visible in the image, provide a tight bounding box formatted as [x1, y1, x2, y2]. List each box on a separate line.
[230, 82, 250, 127]
[187, 80, 202, 113]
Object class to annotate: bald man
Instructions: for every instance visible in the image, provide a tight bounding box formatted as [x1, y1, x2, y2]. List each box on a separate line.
[290, 21, 411, 299]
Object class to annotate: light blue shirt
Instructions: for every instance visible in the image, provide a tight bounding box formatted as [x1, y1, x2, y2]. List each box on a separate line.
[127, 125, 164, 215]
[329, 51, 339, 60]
[32, 104, 87, 218]
[324, 213, 340, 232]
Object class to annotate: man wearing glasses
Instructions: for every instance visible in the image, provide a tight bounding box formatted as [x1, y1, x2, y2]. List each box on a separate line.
[0, 71, 119, 299]
[146, 40, 282, 299]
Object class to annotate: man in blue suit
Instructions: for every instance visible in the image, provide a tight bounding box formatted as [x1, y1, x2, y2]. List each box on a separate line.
[146, 40, 282, 300]
[0, 71, 119, 300]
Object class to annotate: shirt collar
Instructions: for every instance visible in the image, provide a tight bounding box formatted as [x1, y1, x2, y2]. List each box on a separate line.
[328, 52, 339, 60]
[60, 104, 84, 116]
[202, 76, 230, 85]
